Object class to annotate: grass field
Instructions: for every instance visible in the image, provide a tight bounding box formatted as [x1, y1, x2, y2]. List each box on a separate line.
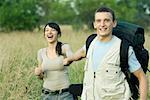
[0, 26, 149, 100]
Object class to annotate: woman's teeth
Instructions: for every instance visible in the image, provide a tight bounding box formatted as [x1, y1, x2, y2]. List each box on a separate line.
[47, 35, 53, 38]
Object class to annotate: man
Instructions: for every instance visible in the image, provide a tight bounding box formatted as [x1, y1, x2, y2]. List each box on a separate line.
[64, 6, 148, 100]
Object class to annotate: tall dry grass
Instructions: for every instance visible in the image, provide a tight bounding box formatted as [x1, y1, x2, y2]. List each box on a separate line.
[0, 32, 43, 100]
[0, 28, 150, 100]
[0, 28, 88, 100]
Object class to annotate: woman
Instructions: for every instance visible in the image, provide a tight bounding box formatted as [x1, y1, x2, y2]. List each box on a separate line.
[34, 22, 74, 100]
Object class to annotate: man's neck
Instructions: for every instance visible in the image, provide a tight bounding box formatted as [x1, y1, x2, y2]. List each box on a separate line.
[97, 34, 113, 42]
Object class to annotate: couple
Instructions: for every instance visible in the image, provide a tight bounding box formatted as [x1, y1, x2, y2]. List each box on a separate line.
[34, 6, 148, 100]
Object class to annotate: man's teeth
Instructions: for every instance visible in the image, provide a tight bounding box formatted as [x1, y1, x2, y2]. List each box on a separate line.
[100, 28, 106, 31]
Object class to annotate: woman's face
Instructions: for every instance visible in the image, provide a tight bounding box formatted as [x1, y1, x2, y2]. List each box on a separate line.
[44, 25, 58, 43]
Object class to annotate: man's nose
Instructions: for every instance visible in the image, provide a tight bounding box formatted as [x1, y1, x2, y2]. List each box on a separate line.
[100, 21, 105, 26]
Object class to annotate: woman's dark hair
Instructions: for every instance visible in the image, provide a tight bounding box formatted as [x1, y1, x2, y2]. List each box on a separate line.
[56, 41, 63, 56]
[44, 22, 61, 37]
[44, 22, 63, 56]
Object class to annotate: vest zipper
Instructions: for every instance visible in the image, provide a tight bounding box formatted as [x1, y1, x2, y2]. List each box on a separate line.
[93, 72, 96, 100]
[94, 72, 96, 78]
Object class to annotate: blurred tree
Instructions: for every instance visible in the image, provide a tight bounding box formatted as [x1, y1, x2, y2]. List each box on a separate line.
[114, 0, 137, 22]
[48, 1, 76, 24]
[69, 0, 136, 30]
[115, 0, 150, 29]
[70, 0, 149, 30]
[0, 0, 45, 31]
[135, 0, 150, 29]
[0, 0, 149, 31]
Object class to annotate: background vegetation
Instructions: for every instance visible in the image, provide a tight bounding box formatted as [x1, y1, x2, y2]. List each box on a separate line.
[0, 0, 150, 99]
[0, 0, 150, 31]
[0, 27, 150, 100]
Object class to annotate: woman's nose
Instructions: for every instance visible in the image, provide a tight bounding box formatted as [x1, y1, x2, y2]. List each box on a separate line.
[46, 29, 52, 33]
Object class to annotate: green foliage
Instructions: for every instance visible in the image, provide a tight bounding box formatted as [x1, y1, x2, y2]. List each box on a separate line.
[71, 0, 98, 29]
[113, 0, 137, 22]
[46, 1, 76, 24]
[134, 0, 150, 30]
[0, 0, 149, 31]
[0, 0, 44, 31]
[72, 0, 138, 28]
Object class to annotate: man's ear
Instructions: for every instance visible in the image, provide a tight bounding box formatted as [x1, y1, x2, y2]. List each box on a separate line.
[113, 20, 117, 28]
[93, 22, 96, 29]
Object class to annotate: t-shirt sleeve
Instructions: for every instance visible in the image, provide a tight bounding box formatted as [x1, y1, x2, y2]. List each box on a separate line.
[82, 44, 86, 52]
[37, 49, 43, 63]
[64, 44, 73, 57]
[128, 46, 141, 73]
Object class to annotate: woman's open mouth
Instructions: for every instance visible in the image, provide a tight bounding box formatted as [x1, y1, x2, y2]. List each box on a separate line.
[47, 35, 53, 39]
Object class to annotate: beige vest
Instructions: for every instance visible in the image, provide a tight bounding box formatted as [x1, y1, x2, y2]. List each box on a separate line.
[81, 36, 131, 100]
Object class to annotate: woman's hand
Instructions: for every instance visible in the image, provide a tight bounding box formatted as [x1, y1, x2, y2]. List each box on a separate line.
[63, 58, 72, 66]
[34, 67, 42, 76]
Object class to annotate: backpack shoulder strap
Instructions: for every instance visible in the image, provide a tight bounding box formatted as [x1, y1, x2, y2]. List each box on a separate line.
[86, 34, 97, 55]
[120, 39, 140, 99]
[120, 39, 130, 73]
[120, 39, 133, 92]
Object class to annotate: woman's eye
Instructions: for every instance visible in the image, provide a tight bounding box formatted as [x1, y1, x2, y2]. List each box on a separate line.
[51, 29, 56, 31]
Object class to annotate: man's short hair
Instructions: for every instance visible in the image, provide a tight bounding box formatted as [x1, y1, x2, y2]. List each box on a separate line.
[95, 6, 115, 21]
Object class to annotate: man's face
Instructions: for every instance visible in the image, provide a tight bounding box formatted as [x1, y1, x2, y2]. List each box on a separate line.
[93, 12, 116, 37]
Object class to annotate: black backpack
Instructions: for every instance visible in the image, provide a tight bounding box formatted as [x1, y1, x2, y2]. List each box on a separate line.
[85, 21, 149, 99]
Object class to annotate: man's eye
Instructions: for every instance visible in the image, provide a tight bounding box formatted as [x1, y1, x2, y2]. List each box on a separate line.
[45, 29, 49, 31]
[105, 19, 110, 22]
[96, 19, 101, 22]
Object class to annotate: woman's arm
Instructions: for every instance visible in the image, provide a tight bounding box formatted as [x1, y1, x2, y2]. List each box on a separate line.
[34, 64, 44, 80]
[34, 49, 44, 80]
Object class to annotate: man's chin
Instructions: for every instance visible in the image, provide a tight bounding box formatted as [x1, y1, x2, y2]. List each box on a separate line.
[98, 33, 110, 37]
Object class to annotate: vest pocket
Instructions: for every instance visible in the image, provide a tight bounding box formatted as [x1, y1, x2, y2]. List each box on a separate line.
[99, 82, 125, 100]
[104, 63, 124, 83]
[99, 64, 125, 99]
[105, 67, 121, 82]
